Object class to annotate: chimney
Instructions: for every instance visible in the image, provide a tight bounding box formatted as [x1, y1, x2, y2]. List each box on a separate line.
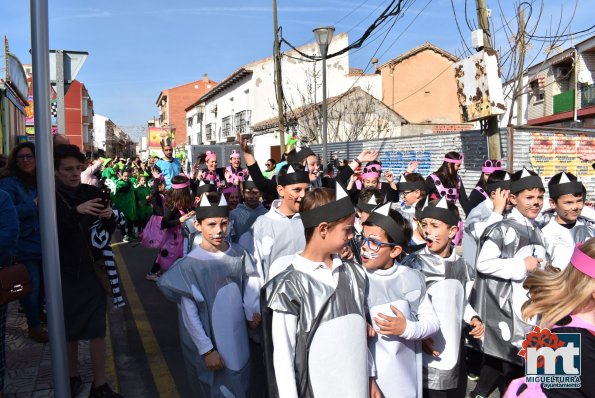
[372, 58, 379, 73]
[203, 73, 209, 83]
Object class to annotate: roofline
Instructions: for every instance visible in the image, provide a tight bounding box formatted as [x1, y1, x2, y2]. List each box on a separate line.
[194, 68, 253, 105]
[155, 78, 217, 105]
[379, 42, 459, 69]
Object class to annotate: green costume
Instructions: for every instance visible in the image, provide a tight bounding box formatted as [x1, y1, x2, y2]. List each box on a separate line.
[112, 179, 137, 222]
[102, 167, 116, 181]
[134, 185, 152, 221]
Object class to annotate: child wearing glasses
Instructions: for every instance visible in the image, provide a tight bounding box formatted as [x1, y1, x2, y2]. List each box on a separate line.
[403, 197, 484, 398]
[261, 184, 374, 398]
[360, 203, 439, 398]
[470, 168, 548, 398]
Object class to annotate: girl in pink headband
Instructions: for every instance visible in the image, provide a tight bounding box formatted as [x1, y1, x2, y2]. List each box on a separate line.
[468, 159, 505, 212]
[427, 151, 468, 245]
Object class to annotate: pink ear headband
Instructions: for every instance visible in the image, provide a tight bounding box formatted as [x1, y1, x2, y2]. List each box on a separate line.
[172, 181, 190, 189]
[571, 243, 595, 278]
[206, 151, 217, 162]
[230, 150, 240, 159]
[362, 172, 380, 180]
[443, 155, 463, 165]
[482, 159, 503, 174]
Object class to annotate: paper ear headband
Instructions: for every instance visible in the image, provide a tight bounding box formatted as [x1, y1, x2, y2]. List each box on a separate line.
[549, 181, 584, 198]
[230, 150, 241, 159]
[365, 211, 405, 246]
[443, 155, 463, 165]
[300, 195, 354, 229]
[420, 203, 459, 226]
[510, 175, 544, 194]
[571, 243, 595, 278]
[482, 159, 503, 174]
[205, 151, 217, 162]
[277, 170, 310, 186]
[171, 181, 190, 189]
[398, 181, 427, 192]
[295, 147, 315, 163]
[486, 180, 511, 194]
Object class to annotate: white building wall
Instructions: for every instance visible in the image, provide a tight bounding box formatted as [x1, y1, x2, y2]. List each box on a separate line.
[93, 114, 108, 151]
[500, 75, 529, 127]
[186, 106, 204, 145]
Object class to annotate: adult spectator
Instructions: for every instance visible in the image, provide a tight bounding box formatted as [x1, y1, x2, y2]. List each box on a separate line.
[0, 189, 19, 398]
[262, 158, 277, 179]
[154, 138, 181, 189]
[81, 158, 103, 187]
[0, 142, 47, 343]
[53, 144, 122, 397]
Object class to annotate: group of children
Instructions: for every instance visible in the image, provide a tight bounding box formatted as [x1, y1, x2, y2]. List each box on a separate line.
[108, 141, 594, 398]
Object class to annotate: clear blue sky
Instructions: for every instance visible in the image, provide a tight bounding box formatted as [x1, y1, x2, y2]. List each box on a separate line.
[1, 0, 593, 134]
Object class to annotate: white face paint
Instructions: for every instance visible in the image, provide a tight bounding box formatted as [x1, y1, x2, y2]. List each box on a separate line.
[361, 249, 379, 260]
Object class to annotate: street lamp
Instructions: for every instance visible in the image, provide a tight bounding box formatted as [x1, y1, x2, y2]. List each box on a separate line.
[313, 26, 335, 168]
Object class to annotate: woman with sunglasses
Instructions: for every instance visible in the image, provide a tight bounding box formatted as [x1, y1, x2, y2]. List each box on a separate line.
[0, 143, 48, 343]
[467, 159, 505, 212]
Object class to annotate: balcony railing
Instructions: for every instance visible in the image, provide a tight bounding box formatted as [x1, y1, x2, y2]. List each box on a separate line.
[553, 90, 575, 114]
[222, 116, 233, 138]
[205, 123, 215, 141]
[581, 84, 595, 108]
[235, 110, 251, 135]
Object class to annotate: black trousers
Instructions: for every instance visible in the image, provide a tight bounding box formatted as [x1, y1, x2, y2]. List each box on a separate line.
[471, 354, 524, 397]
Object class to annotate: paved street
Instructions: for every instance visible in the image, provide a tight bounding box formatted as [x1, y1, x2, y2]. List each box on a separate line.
[3, 237, 499, 397]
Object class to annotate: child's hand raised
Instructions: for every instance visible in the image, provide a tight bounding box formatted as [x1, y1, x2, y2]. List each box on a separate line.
[374, 305, 407, 336]
[204, 350, 226, 371]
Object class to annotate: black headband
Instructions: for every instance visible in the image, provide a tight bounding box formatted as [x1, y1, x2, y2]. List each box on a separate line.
[365, 212, 405, 246]
[357, 200, 377, 213]
[196, 204, 228, 219]
[510, 175, 544, 194]
[549, 181, 585, 198]
[295, 147, 315, 163]
[486, 180, 511, 194]
[300, 196, 354, 228]
[277, 170, 310, 186]
[242, 180, 257, 190]
[420, 205, 459, 227]
[398, 181, 427, 193]
[196, 182, 218, 195]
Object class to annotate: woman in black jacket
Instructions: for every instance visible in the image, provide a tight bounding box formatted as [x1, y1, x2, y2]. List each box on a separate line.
[54, 144, 122, 398]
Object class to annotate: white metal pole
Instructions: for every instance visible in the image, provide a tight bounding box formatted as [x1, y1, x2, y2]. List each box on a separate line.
[30, 1, 70, 396]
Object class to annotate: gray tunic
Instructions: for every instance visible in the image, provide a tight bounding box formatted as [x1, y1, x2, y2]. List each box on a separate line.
[261, 260, 369, 398]
[403, 250, 474, 391]
[470, 218, 547, 365]
[157, 244, 255, 398]
[229, 203, 268, 243]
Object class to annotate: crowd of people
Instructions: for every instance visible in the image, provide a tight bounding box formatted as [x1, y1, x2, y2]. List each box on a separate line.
[0, 133, 594, 398]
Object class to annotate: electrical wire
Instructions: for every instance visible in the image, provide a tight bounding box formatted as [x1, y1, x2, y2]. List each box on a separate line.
[449, 0, 474, 57]
[333, 0, 374, 26]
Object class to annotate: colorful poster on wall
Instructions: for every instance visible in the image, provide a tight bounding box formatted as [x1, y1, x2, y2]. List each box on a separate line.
[148, 127, 173, 148]
[530, 132, 595, 177]
[378, 150, 432, 176]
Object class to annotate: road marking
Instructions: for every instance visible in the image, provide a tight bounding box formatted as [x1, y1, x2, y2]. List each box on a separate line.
[113, 245, 180, 397]
[105, 313, 118, 391]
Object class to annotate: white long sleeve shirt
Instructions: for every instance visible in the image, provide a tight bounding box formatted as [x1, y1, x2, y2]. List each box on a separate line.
[272, 254, 374, 398]
[476, 207, 544, 281]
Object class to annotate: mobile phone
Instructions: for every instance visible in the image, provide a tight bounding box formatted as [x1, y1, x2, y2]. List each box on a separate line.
[100, 189, 111, 208]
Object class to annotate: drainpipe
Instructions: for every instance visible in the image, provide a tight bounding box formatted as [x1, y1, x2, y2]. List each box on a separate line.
[573, 47, 579, 123]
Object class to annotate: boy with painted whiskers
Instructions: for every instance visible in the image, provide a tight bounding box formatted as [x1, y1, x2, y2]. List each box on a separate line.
[360, 202, 440, 398]
[262, 183, 376, 398]
[542, 171, 595, 270]
[157, 194, 260, 398]
[470, 167, 548, 398]
[402, 197, 484, 398]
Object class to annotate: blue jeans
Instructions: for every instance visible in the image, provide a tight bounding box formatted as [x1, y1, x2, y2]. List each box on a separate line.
[20, 259, 44, 329]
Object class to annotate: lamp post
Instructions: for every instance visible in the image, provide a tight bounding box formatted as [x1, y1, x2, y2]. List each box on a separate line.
[313, 26, 335, 168]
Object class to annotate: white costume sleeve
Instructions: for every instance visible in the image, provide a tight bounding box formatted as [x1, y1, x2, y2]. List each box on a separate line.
[471, 212, 503, 240]
[400, 294, 440, 340]
[476, 240, 527, 281]
[243, 274, 263, 320]
[368, 348, 377, 378]
[272, 312, 299, 398]
[180, 296, 214, 355]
